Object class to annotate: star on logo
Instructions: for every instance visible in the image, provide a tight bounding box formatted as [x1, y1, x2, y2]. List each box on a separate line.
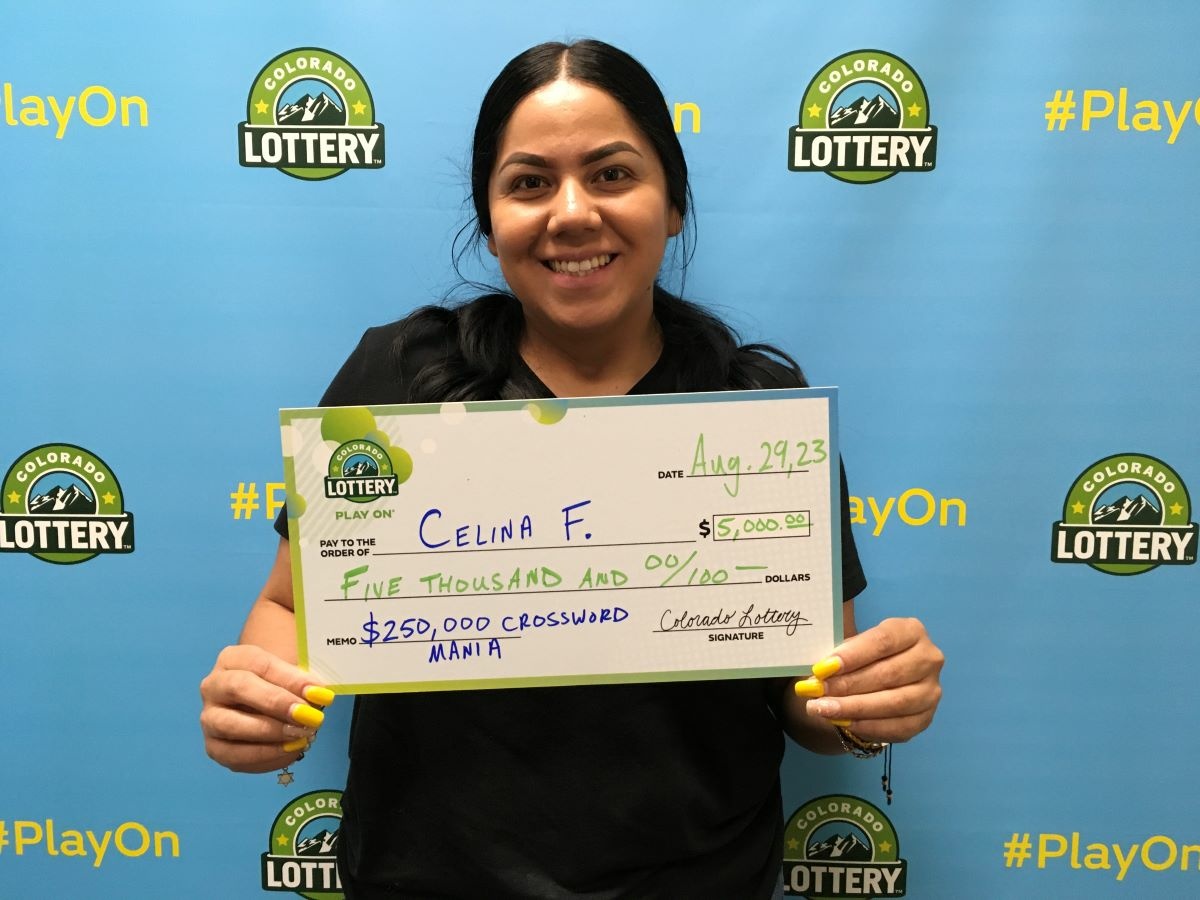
[1071, 501, 1086, 515]
[102, 491, 116, 506]
[1170, 502, 1184, 517]
[352, 100, 367, 117]
[806, 103, 822, 120]
[787, 837, 800, 850]
[276, 833, 289, 847]
[255, 99, 269, 115]
[6, 490, 18, 504]
[906, 103, 922, 117]
[878, 839, 893, 852]
[277, 768, 295, 787]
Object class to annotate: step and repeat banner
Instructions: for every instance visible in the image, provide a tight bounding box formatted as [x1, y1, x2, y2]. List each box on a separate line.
[2, 1, 1196, 897]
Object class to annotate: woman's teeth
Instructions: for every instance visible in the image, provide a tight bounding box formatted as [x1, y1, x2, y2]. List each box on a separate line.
[547, 254, 613, 275]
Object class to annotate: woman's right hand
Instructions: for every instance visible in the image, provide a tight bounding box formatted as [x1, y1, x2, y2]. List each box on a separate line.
[199, 644, 332, 773]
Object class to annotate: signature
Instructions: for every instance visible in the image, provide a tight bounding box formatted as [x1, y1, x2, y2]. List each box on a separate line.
[660, 603, 811, 636]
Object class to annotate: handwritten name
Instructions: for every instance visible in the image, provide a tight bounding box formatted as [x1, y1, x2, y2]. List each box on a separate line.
[417, 500, 594, 549]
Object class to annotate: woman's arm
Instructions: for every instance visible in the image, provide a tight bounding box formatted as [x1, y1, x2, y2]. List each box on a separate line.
[238, 538, 300, 661]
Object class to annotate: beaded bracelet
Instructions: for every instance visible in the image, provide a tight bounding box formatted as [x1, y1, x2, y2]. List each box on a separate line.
[834, 725, 893, 805]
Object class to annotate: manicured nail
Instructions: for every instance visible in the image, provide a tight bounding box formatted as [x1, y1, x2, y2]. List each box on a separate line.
[809, 699, 841, 717]
[793, 678, 826, 699]
[812, 656, 843, 680]
[303, 685, 335, 707]
[281, 737, 309, 753]
[290, 704, 324, 728]
[281, 724, 314, 739]
[828, 719, 853, 727]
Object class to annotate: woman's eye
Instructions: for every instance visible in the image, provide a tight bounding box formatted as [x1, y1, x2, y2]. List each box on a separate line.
[597, 167, 627, 183]
[512, 174, 545, 191]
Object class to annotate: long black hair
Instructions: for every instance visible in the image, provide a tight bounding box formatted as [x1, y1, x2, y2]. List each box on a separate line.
[395, 39, 803, 402]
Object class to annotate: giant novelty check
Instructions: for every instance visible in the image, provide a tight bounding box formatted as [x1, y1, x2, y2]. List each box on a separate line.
[279, 388, 844, 693]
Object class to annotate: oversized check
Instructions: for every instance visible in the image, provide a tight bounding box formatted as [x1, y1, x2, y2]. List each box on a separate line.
[279, 388, 845, 693]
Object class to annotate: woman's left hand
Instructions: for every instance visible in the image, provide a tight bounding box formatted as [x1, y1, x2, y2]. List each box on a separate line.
[802, 617, 944, 743]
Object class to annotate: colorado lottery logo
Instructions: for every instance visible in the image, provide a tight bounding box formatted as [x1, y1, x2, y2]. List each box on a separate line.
[782, 794, 907, 898]
[239, 47, 385, 180]
[788, 49, 937, 184]
[1051, 453, 1197, 575]
[261, 789, 343, 898]
[325, 439, 402, 503]
[1, 443, 134, 565]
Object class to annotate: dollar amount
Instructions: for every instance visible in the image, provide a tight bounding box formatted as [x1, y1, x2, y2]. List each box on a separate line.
[362, 611, 505, 646]
[701, 511, 811, 542]
[362, 611, 435, 646]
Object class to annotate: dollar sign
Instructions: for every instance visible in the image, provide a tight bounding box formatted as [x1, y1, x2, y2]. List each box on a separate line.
[698, 518, 711, 538]
[362, 610, 380, 647]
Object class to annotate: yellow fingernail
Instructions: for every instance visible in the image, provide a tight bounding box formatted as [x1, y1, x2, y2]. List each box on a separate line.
[290, 704, 324, 728]
[812, 656, 843, 680]
[829, 719, 853, 727]
[303, 685, 335, 707]
[281, 738, 309, 753]
[793, 678, 826, 699]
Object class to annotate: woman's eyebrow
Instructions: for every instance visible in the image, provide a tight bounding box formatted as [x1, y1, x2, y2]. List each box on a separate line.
[581, 141, 640, 164]
[497, 141, 642, 172]
[497, 151, 548, 171]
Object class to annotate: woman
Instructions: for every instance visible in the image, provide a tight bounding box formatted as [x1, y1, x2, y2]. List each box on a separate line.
[200, 39, 944, 899]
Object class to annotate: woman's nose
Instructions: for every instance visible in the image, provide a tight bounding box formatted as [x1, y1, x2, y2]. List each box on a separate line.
[547, 180, 601, 233]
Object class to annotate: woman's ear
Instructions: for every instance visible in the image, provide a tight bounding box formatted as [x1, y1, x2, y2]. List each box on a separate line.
[486, 234, 498, 257]
[668, 208, 683, 238]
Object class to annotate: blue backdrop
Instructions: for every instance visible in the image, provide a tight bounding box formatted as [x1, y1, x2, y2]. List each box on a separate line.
[3, 1, 1197, 896]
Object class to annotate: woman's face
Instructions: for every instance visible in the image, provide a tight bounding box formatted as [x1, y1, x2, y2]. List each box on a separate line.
[486, 78, 681, 339]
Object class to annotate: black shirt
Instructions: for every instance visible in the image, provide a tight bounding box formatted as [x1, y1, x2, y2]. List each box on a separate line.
[276, 309, 867, 899]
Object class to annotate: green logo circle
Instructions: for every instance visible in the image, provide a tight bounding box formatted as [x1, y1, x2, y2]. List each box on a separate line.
[1, 443, 134, 565]
[782, 794, 906, 899]
[262, 789, 344, 899]
[791, 49, 936, 184]
[1054, 453, 1196, 575]
[326, 439, 401, 504]
[240, 47, 385, 181]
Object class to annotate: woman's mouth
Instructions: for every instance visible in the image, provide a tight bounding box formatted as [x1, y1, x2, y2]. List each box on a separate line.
[544, 254, 615, 276]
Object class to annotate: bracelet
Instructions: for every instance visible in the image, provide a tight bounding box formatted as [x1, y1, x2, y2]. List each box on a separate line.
[834, 726, 894, 805]
[834, 725, 886, 758]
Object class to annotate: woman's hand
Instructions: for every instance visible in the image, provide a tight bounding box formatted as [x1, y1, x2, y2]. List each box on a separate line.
[798, 617, 943, 744]
[199, 644, 331, 773]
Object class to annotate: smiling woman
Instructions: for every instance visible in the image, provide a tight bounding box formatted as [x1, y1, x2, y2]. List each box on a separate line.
[485, 78, 681, 390]
[199, 38, 944, 900]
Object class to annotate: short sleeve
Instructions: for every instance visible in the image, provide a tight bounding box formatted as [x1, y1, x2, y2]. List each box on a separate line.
[273, 324, 412, 538]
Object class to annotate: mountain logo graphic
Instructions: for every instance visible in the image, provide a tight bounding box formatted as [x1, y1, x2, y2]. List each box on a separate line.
[829, 94, 901, 129]
[277, 91, 346, 126]
[1, 443, 135, 565]
[782, 794, 907, 898]
[261, 789, 344, 898]
[342, 456, 379, 478]
[788, 49, 937, 184]
[1052, 453, 1197, 575]
[239, 47, 385, 181]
